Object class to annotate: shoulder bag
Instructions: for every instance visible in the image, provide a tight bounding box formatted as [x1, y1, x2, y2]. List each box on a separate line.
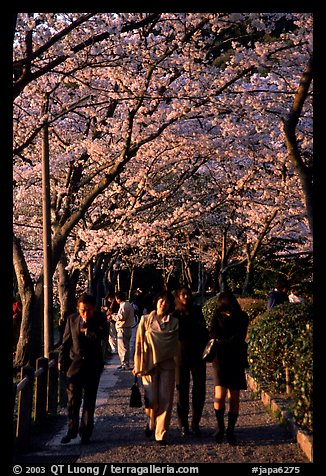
[202, 338, 218, 362]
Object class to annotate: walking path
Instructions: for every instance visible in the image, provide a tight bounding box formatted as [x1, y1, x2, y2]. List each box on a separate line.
[14, 354, 311, 466]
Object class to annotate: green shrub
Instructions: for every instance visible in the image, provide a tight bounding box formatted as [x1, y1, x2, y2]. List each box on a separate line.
[287, 320, 313, 430]
[248, 301, 313, 432]
[202, 294, 220, 330]
[237, 297, 266, 322]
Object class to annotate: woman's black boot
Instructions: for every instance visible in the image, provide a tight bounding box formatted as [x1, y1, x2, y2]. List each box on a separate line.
[226, 412, 238, 445]
[213, 408, 225, 443]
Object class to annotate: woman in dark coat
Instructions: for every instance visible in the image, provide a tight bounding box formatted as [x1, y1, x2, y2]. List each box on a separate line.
[173, 286, 209, 437]
[209, 291, 249, 445]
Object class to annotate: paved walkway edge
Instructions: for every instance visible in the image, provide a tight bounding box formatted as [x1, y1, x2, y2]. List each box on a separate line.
[246, 373, 313, 462]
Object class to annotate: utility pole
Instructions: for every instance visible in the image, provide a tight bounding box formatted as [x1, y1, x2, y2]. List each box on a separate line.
[41, 93, 54, 358]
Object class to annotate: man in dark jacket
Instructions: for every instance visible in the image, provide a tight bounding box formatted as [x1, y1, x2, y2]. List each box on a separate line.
[59, 293, 107, 444]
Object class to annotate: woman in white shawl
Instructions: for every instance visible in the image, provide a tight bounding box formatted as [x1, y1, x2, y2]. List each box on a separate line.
[133, 290, 179, 445]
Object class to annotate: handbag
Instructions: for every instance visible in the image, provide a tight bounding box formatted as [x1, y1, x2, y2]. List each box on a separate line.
[129, 375, 143, 408]
[202, 338, 218, 362]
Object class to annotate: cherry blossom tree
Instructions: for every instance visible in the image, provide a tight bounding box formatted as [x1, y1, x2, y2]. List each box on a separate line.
[13, 13, 312, 365]
[72, 140, 311, 296]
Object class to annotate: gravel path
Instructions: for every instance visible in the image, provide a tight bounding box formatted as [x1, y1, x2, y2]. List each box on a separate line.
[14, 354, 310, 466]
[78, 366, 309, 464]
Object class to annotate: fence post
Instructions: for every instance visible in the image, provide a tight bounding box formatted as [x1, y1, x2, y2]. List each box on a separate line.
[34, 357, 48, 424]
[16, 365, 34, 449]
[285, 367, 291, 395]
[48, 351, 58, 414]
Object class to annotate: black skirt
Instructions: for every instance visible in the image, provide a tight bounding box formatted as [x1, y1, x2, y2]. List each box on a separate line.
[212, 350, 247, 390]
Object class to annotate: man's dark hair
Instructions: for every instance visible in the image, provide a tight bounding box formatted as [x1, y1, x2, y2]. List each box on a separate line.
[115, 291, 126, 301]
[77, 293, 96, 307]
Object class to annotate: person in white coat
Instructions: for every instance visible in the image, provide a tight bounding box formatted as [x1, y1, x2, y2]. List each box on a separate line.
[113, 291, 135, 370]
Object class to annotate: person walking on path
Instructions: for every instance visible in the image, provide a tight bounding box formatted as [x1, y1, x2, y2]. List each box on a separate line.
[172, 285, 209, 437]
[59, 293, 107, 445]
[208, 290, 249, 445]
[133, 290, 179, 445]
[102, 291, 119, 356]
[113, 291, 135, 370]
[267, 278, 289, 310]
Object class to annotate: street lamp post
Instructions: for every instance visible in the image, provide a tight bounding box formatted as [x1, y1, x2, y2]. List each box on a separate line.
[41, 93, 54, 358]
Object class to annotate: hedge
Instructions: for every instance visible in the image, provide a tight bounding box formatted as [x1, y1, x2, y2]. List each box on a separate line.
[248, 302, 313, 431]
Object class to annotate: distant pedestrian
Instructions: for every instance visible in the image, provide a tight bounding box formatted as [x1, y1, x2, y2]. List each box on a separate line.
[102, 291, 119, 356]
[267, 278, 289, 310]
[113, 291, 135, 370]
[288, 288, 304, 303]
[133, 290, 179, 445]
[172, 285, 209, 437]
[59, 293, 107, 444]
[208, 291, 249, 445]
[130, 288, 144, 323]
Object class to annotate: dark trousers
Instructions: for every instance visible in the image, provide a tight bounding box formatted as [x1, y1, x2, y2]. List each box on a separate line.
[66, 368, 101, 439]
[176, 359, 206, 429]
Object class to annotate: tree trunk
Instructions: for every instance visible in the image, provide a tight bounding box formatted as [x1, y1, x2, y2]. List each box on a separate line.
[212, 260, 220, 294]
[283, 54, 313, 234]
[217, 229, 232, 293]
[57, 252, 79, 341]
[13, 236, 37, 367]
[181, 257, 192, 289]
[241, 209, 278, 296]
[102, 255, 114, 296]
[85, 254, 109, 307]
[95, 267, 104, 309]
[14, 289, 34, 368]
[218, 269, 229, 292]
[128, 267, 135, 300]
[242, 261, 253, 297]
[197, 261, 207, 296]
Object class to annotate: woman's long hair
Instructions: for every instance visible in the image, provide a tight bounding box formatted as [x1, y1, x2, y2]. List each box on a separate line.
[215, 291, 242, 315]
[174, 285, 193, 309]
